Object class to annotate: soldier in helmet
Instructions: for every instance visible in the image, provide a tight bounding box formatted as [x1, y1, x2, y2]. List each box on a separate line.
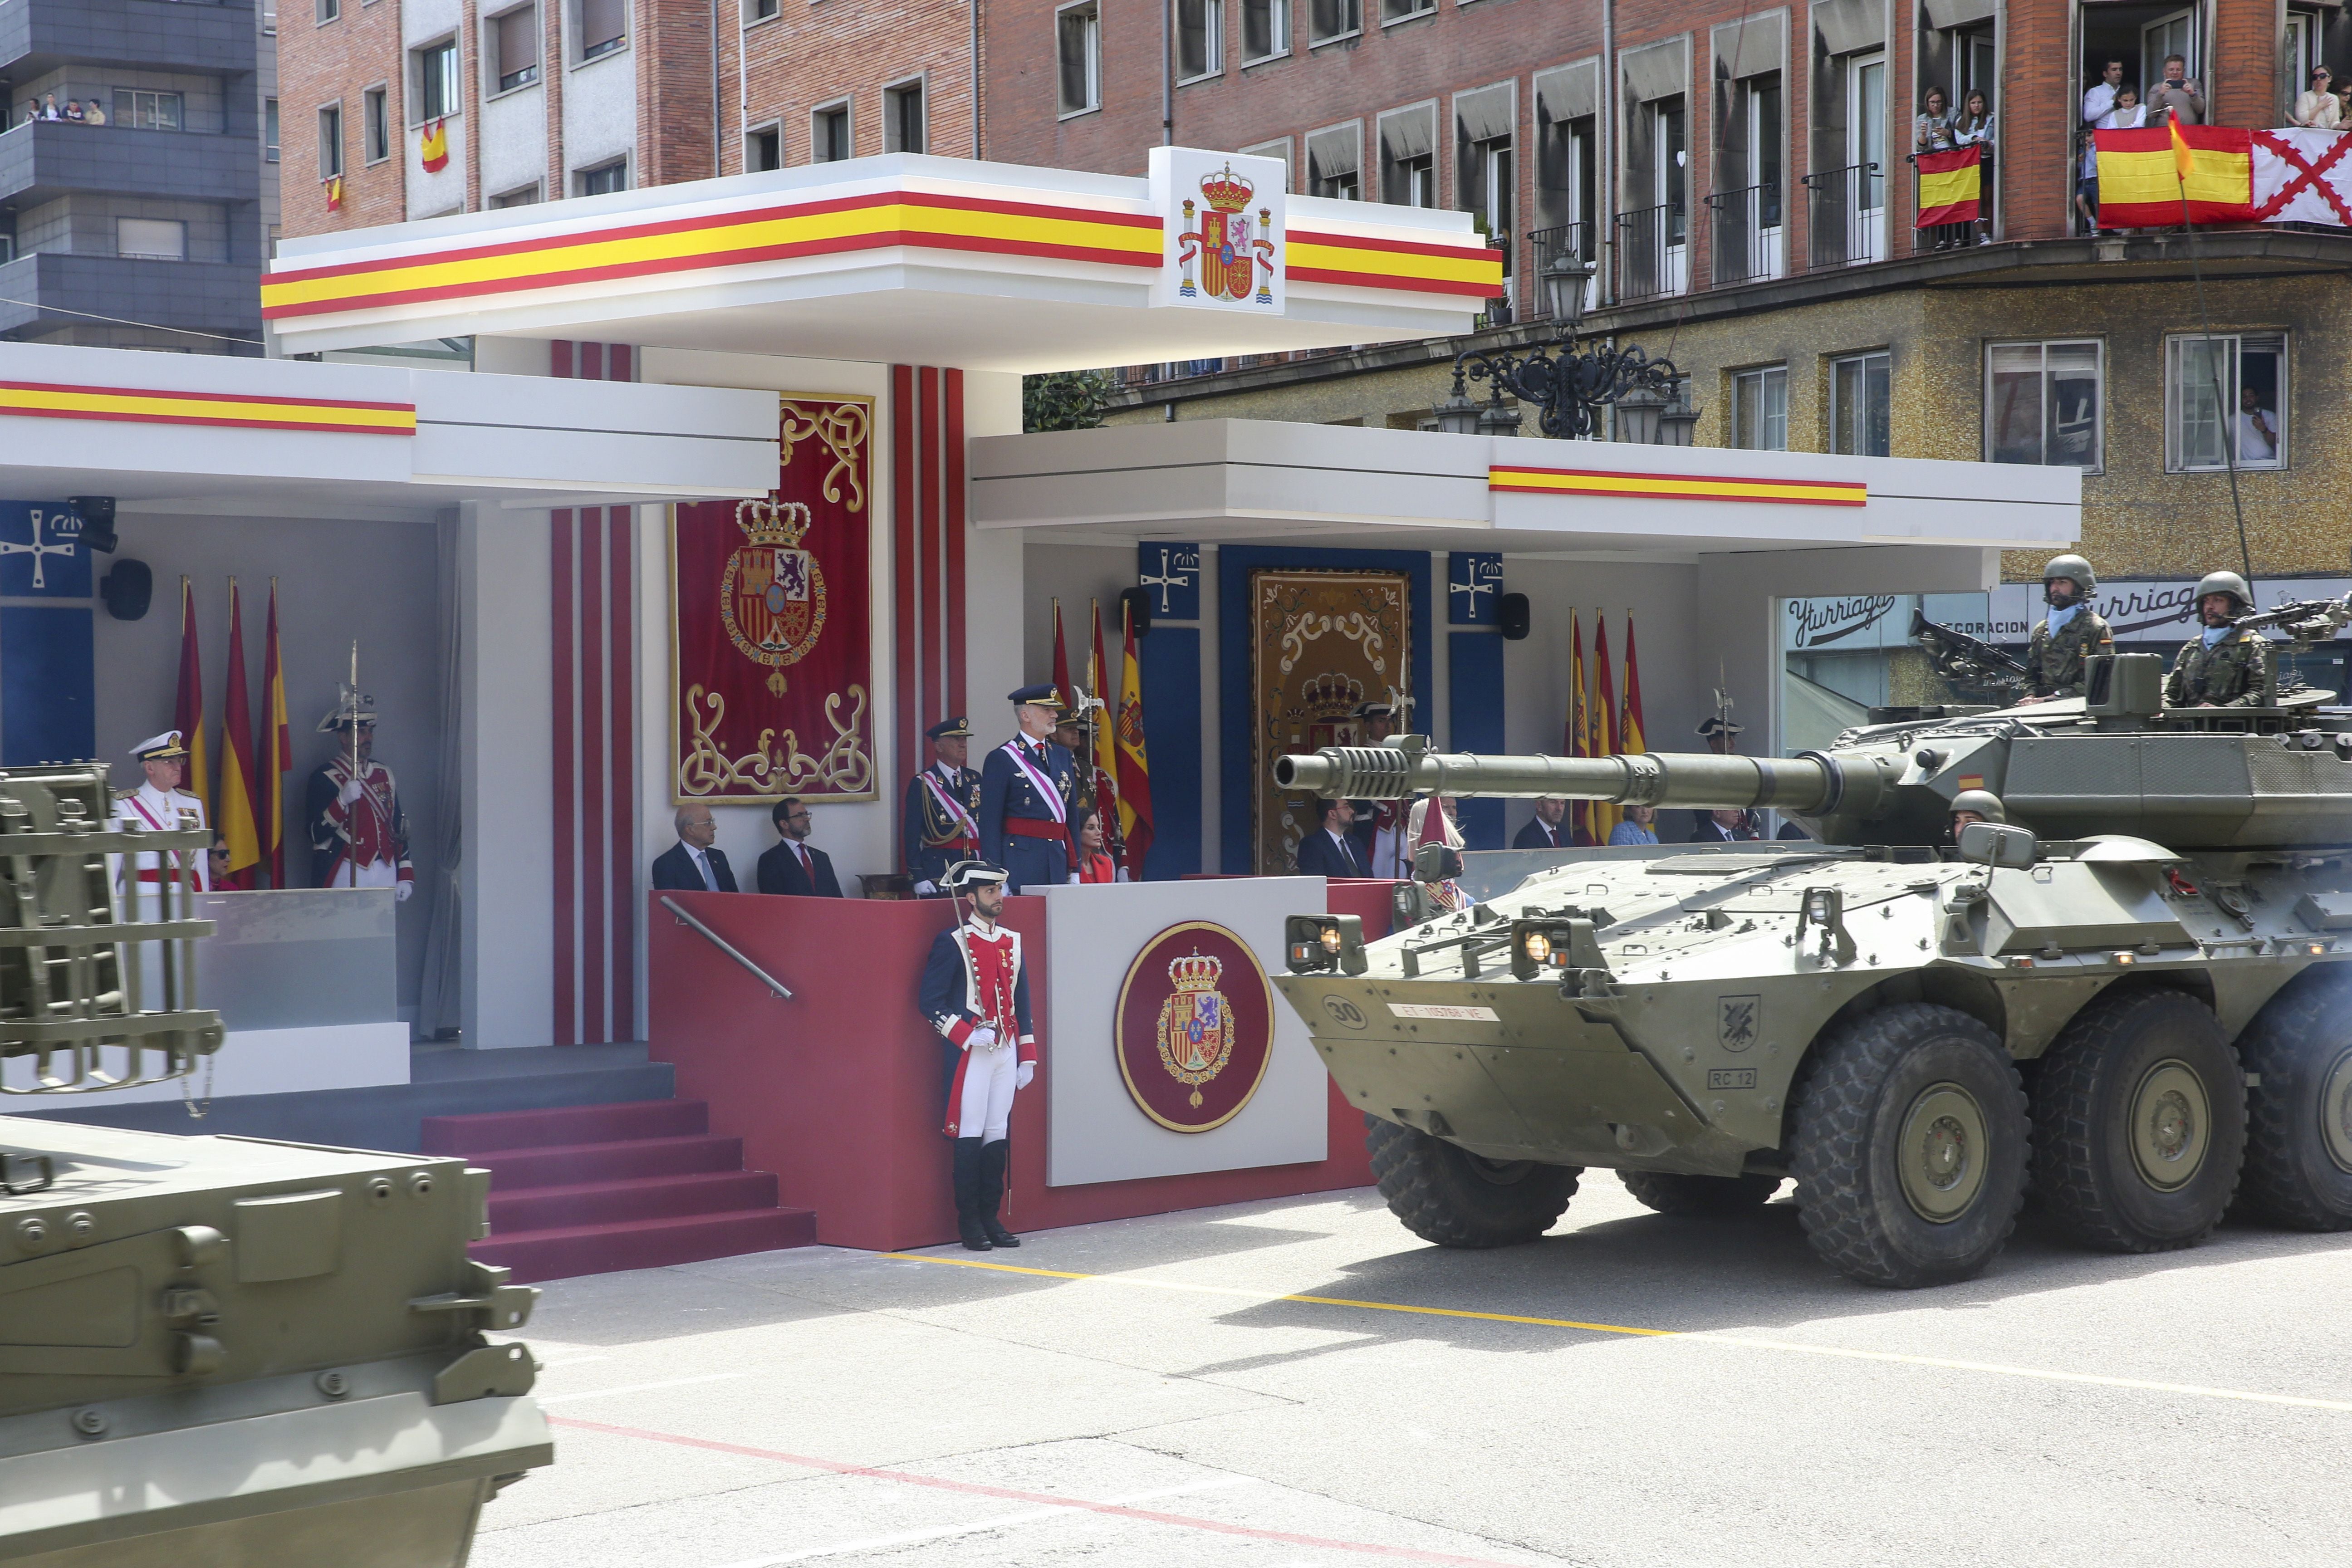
[1944, 789, 2007, 849]
[2165, 571, 2273, 708]
[2015, 554, 2115, 705]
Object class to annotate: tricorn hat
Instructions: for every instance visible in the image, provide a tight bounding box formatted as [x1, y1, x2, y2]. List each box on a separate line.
[317, 692, 378, 733]
[942, 859, 1010, 891]
[1696, 715, 1745, 737]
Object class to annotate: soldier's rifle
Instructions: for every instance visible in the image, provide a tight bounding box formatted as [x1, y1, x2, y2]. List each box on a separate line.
[1909, 609, 2030, 694]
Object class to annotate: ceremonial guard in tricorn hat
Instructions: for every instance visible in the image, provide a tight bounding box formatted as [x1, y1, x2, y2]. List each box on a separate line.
[110, 730, 210, 905]
[978, 683, 1079, 893]
[918, 860, 1037, 1250]
[902, 716, 983, 897]
[307, 692, 414, 900]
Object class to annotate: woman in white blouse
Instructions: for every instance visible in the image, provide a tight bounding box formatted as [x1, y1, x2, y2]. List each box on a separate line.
[2293, 66, 2342, 129]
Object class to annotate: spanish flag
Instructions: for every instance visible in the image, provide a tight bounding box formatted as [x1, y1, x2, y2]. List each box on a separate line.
[1620, 615, 1647, 760]
[2096, 125, 2254, 228]
[216, 580, 260, 888]
[1565, 611, 1589, 846]
[1088, 598, 1122, 852]
[325, 175, 343, 212]
[261, 579, 292, 887]
[1591, 612, 1620, 843]
[1914, 146, 1982, 227]
[421, 118, 450, 173]
[1114, 599, 1154, 876]
[173, 578, 210, 809]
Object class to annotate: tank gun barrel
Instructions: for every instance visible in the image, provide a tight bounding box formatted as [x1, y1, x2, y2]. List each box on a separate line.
[1274, 744, 1858, 814]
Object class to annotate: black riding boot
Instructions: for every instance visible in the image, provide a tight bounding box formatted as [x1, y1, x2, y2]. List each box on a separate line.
[952, 1137, 991, 1250]
[977, 1139, 1019, 1247]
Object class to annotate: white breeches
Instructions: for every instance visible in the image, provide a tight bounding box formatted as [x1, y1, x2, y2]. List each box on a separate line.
[959, 1043, 1018, 1144]
[328, 859, 400, 888]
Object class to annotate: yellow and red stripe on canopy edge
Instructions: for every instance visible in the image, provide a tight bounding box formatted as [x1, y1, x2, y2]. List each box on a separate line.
[0, 379, 416, 435]
[2095, 126, 2254, 228]
[1284, 226, 1504, 299]
[1491, 466, 1867, 508]
[1914, 146, 1981, 228]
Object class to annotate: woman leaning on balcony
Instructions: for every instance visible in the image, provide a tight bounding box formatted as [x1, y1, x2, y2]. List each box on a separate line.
[2293, 67, 2342, 129]
[1953, 90, 1996, 247]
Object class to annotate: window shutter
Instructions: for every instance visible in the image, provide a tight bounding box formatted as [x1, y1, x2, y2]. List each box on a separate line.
[583, 0, 625, 52]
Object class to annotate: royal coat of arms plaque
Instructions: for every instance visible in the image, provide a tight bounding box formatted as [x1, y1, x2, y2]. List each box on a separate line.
[1113, 920, 1276, 1133]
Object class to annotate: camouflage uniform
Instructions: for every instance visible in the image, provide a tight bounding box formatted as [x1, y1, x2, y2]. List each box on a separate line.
[2165, 630, 2273, 708]
[2024, 608, 2115, 698]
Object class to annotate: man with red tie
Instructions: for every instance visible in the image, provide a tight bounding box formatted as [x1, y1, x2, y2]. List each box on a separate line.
[1512, 797, 1571, 851]
[756, 796, 842, 897]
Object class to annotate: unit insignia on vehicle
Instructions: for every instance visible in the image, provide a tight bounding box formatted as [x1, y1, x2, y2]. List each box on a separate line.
[1718, 995, 1760, 1053]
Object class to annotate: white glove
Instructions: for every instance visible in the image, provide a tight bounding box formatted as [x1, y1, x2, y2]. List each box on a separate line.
[338, 779, 364, 805]
[1015, 1061, 1035, 1090]
[395, 881, 413, 904]
[914, 880, 937, 897]
[1068, 873, 1082, 885]
[965, 1024, 998, 1052]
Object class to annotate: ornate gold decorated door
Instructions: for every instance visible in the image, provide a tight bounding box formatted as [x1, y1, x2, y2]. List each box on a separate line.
[1249, 569, 1411, 874]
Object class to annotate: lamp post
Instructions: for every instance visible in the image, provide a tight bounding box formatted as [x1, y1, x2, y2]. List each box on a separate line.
[1432, 329, 1694, 442]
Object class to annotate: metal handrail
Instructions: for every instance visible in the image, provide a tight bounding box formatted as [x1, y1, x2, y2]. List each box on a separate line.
[1612, 202, 1687, 304]
[660, 896, 794, 1000]
[1704, 181, 1784, 286]
[1801, 162, 1884, 270]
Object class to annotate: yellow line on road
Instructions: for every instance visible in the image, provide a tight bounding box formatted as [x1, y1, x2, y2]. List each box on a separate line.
[882, 1251, 2352, 1415]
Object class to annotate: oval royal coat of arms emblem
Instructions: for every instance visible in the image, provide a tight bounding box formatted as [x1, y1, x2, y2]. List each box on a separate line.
[719, 498, 828, 696]
[1113, 921, 1275, 1133]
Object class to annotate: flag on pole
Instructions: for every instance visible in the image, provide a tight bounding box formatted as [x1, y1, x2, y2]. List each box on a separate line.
[1050, 598, 1073, 707]
[217, 580, 261, 888]
[1913, 146, 1982, 227]
[261, 578, 292, 887]
[1114, 599, 1154, 876]
[174, 578, 210, 808]
[421, 118, 450, 173]
[1565, 612, 1590, 845]
[1620, 614, 1647, 758]
[1087, 600, 1122, 854]
[2095, 125, 2254, 226]
[1592, 613, 1620, 843]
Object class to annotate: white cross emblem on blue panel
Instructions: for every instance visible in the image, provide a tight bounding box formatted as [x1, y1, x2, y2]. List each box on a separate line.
[1448, 552, 1502, 625]
[1137, 542, 1201, 619]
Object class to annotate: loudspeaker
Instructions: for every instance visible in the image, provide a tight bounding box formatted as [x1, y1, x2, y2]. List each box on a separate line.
[1497, 593, 1530, 640]
[69, 495, 118, 554]
[101, 559, 152, 621]
[1118, 586, 1152, 637]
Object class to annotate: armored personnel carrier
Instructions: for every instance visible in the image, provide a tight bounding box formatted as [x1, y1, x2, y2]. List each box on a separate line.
[1274, 652, 2352, 1287]
[0, 763, 552, 1564]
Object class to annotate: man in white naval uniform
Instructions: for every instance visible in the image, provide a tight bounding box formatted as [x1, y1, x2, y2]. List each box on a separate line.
[110, 730, 209, 1011]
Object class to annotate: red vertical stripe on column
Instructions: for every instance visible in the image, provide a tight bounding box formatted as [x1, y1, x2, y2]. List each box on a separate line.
[550, 510, 577, 1047]
[608, 344, 633, 382]
[608, 508, 636, 1043]
[551, 341, 574, 378]
[580, 508, 608, 1043]
[944, 368, 966, 718]
[581, 341, 605, 381]
[917, 366, 941, 739]
[890, 365, 918, 870]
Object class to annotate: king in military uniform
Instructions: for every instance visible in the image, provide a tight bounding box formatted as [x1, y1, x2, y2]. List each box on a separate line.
[111, 730, 210, 906]
[2016, 553, 2115, 705]
[2166, 570, 2274, 708]
[307, 695, 414, 900]
[978, 683, 1078, 893]
[918, 861, 1037, 1250]
[902, 716, 983, 896]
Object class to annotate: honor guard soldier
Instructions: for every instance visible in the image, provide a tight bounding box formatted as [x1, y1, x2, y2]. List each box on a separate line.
[904, 716, 983, 896]
[979, 684, 1079, 892]
[919, 860, 1037, 1250]
[2166, 571, 2274, 708]
[111, 730, 211, 908]
[307, 695, 415, 900]
[2016, 554, 2115, 704]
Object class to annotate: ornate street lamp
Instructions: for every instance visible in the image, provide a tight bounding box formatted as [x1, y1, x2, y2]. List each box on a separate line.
[1658, 377, 1700, 446]
[1433, 330, 1689, 443]
[1539, 252, 1595, 329]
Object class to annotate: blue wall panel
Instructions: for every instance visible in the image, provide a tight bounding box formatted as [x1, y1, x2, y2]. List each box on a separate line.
[1137, 625, 1202, 879]
[2, 606, 96, 765]
[1447, 630, 1505, 848]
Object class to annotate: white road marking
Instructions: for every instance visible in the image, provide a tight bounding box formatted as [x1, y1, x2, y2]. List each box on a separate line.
[536, 1373, 746, 1405]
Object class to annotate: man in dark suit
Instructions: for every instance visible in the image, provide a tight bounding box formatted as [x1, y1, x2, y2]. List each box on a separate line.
[1295, 798, 1371, 878]
[1690, 808, 1763, 844]
[1512, 798, 1570, 851]
[757, 796, 843, 896]
[652, 804, 737, 892]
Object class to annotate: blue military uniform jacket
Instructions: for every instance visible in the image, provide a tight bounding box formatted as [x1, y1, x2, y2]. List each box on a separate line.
[919, 919, 1036, 1134]
[902, 763, 983, 886]
[978, 736, 1078, 865]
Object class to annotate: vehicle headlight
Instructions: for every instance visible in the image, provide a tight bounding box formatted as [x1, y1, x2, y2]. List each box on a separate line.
[1522, 931, 1552, 964]
[1320, 925, 1345, 954]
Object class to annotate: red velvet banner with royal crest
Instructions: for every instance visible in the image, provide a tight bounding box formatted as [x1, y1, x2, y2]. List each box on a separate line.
[672, 395, 876, 802]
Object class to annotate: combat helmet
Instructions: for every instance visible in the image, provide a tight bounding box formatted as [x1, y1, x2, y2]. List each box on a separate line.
[1950, 789, 2007, 824]
[2043, 554, 2097, 602]
[2195, 570, 2252, 614]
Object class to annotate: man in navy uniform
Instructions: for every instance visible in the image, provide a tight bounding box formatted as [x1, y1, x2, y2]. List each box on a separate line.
[978, 684, 1079, 893]
[919, 860, 1037, 1250]
[903, 716, 982, 896]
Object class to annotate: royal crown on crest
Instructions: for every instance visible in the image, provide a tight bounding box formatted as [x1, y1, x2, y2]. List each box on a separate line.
[1198, 163, 1256, 213]
[735, 496, 813, 549]
[1167, 950, 1225, 993]
[1294, 671, 1367, 722]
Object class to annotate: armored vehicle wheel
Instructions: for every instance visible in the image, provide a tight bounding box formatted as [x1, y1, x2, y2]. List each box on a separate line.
[2031, 987, 2246, 1253]
[1366, 1117, 1579, 1248]
[1619, 1171, 1782, 1215]
[2230, 971, 2352, 1230]
[1789, 1004, 2029, 1289]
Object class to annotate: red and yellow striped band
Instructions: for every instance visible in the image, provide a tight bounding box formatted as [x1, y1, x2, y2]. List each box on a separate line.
[262, 191, 1166, 319]
[1286, 227, 1504, 298]
[1491, 466, 1868, 507]
[0, 379, 416, 435]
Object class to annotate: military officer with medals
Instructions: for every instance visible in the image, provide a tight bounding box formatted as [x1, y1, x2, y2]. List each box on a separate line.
[111, 730, 210, 909]
[919, 860, 1037, 1250]
[2014, 554, 2115, 705]
[306, 695, 414, 900]
[2166, 570, 2274, 708]
[979, 683, 1079, 893]
[903, 716, 983, 896]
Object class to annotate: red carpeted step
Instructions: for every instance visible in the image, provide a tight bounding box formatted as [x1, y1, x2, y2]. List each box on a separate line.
[420, 1098, 708, 1156]
[470, 1206, 818, 1284]
[486, 1170, 779, 1232]
[470, 1132, 743, 1190]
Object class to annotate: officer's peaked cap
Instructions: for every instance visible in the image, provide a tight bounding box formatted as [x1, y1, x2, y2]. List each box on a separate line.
[926, 716, 973, 740]
[1008, 683, 1066, 710]
[132, 730, 188, 761]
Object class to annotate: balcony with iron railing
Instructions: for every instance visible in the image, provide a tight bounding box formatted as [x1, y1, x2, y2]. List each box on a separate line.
[1801, 162, 1886, 271]
[1613, 202, 1689, 304]
[1704, 182, 1786, 288]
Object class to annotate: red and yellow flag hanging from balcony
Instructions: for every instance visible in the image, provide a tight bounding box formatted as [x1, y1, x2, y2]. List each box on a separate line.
[421, 118, 450, 173]
[1914, 146, 1981, 227]
[2096, 125, 2254, 227]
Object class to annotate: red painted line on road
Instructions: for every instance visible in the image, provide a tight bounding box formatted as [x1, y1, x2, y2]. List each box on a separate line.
[549, 1416, 1532, 1566]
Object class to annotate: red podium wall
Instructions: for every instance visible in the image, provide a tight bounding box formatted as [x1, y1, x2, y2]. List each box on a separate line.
[647, 883, 1390, 1252]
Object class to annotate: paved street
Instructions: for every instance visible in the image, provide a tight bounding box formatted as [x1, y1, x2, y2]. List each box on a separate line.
[477, 1176, 2352, 1568]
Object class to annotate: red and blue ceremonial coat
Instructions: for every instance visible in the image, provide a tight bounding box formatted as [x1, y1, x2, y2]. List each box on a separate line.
[918, 918, 1038, 1136]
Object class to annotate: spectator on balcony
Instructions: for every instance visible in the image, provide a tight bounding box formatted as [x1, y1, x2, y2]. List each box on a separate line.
[2082, 59, 2125, 128]
[2294, 67, 2342, 128]
[2147, 57, 2203, 127]
[39, 94, 60, 121]
[83, 99, 106, 127]
[1954, 89, 1996, 247]
[63, 100, 84, 122]
[1914, 88, 1955, 155]
[2079, 86, 2145, 234]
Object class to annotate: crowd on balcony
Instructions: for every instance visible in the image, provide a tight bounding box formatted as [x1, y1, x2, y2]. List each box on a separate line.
[17, 94, 109, 127]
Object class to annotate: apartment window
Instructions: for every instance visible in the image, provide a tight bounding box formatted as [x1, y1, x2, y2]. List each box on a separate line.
[117, 218, 187, 261]
[577, 158, 627, 195]
[813, 103, 851, 161]
[1242, 0, 1288, 60]
[363, 87, 389, 161]
[1177, 0, 1222, 79]
[491, 182, 542, 206]
[317, 0, 338, 21]
[1309, 0, 1359, 43]
[745, 123, 782, 171]
[1733, 366, 1788, 450]
[318, 102, 343, 177]
[2167, 333, 2287, 472]
[746, 0, 780, 18]
[581, 0, 627, 60]
[492, 5, 540, 91]
[886, 80, 924, 153]
[417, 38, 460, 120]
[1379, 105, 1437, 206]
[1057, 2, 1101, 115]
[1306, 122, 1360, 199]
[1831, 352, 1891, 457]
[114, 90, 185, 131]
[1382, 0, 1432, 22]
[265, 98, 279, 162]
[1987, 340, 2102, 470]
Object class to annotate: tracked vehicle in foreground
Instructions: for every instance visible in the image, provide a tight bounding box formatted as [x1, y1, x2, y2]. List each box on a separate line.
[0, 762, 550, 1565]
[1275, 651, 2352, 1287]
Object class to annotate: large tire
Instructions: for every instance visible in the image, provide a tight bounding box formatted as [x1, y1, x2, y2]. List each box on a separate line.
[1366, 1117, 1579, 1248]
[1620, 1171, 1783, 1215]
[1790, 1003, 2030, 1289]
[2233, 970, 2352, 1230]
[2031, 987, 2246, 1253]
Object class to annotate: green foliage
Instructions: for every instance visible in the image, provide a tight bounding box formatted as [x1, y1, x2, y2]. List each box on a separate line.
[1024, 369, 1112, 433]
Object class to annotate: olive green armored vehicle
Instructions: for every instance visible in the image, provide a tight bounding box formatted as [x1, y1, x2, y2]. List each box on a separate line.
[1275, 649, 2352, 1288]
[0, 763, 551, 1565]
